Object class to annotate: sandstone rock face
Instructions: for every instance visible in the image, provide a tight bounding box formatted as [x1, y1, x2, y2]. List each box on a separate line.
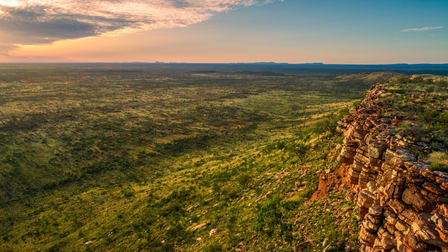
[336, 84, 448, 251]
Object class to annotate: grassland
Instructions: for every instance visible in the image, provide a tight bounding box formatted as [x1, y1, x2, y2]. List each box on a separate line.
[378, 76, 448, 171]
[0, 64, 399, 251]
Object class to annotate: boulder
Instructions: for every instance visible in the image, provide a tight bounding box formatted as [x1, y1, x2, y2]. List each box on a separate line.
[190, 223, 210, 232]
[402, 188, 429, 212]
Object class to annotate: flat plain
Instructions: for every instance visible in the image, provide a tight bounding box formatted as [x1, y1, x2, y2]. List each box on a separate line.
[0, 64, 410, 251]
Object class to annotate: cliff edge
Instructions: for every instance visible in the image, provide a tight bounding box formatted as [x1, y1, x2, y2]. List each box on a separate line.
[335, 78, 448, 251]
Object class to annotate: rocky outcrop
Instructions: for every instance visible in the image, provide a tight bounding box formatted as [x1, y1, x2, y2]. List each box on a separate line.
[336, 84, 448, 251]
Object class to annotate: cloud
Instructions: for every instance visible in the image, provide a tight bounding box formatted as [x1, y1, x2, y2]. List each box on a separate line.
[0, 0, 281, 51]
[401, 26, 444, 32]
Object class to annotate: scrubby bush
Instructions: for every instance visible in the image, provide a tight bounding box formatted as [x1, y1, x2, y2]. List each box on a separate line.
[255, 195, 283, 236]
[205, 242, 223, 252]
[313, 106, 351, 136]
[429, 152, 448, 172]
[237, 173, 251, 187]
[254, 194, 293, 241]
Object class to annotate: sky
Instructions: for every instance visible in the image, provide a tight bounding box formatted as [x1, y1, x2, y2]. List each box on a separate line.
[0, 0, 447, 63]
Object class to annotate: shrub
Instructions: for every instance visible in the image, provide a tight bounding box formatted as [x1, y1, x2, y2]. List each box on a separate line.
[205, 242, 223, 252]
[255, 196, 280, 229]
[121, 187, 135, 198]
[237, 173, 251, 187]
[313, 115, 338, 136]
[254, 195, 292, 237]
[429, 152, 448, 172]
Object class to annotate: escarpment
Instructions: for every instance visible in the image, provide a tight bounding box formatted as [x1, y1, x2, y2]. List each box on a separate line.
[336, 83, 448, 251]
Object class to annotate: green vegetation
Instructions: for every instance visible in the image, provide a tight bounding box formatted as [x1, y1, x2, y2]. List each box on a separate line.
[0, 65, 390, 251]
[378, 76, 448, 169]
[429, 152, 448, 172]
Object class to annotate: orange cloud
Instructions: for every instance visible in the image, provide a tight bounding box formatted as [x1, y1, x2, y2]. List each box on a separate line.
[0, 0, 281, 51]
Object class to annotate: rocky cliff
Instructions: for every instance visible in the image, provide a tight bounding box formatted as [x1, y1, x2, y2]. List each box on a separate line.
[336, 82, 448, 251]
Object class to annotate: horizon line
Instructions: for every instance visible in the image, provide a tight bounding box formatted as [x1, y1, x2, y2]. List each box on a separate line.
[0, 62, 447, 65]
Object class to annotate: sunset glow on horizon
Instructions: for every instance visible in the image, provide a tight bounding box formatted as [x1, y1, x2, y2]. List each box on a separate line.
[0, 0, 447, 63]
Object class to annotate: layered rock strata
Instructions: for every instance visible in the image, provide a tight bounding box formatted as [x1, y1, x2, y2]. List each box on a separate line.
[337, 84, 448, 251]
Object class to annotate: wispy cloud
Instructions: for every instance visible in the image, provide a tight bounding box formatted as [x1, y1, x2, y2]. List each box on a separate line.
[0, 0, 281, 51]
[401, 26, 444, 32]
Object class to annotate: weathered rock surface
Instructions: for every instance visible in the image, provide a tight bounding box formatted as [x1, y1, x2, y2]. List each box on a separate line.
[335, 83, 448, 251]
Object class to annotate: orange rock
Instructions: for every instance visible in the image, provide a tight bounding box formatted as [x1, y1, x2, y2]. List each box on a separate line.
[359, 227, 377, 246]
[334, 82, 448, 252]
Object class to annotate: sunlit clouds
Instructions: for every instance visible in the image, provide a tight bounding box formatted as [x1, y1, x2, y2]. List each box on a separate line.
[0, 1, 447, 63]
[0, 0, 280, 50]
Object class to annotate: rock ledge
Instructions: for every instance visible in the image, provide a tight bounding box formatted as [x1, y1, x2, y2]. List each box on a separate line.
[336, 83, 448, 252]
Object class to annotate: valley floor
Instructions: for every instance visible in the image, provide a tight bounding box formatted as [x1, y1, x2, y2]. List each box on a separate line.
[0, 65, 393, 251]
